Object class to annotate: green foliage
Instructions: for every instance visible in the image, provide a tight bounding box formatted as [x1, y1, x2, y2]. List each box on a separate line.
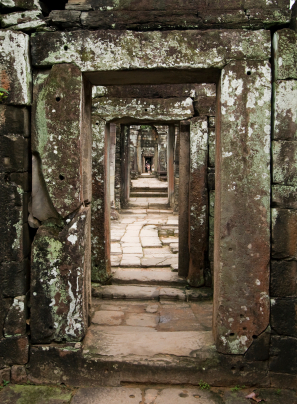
[230, 385, 245, 392]
[276, 389, 281, 395]
[0, 380, 10, 389]
[198, 380, 210, 390]
[0, 87, 9, 103]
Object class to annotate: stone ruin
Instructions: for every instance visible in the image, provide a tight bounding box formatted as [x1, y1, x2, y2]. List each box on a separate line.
[0, 0, 297, 389]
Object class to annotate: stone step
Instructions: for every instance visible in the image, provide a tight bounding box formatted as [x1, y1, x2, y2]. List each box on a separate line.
[92, 284, 213, 301]
[111, 268, 186, 286]
[130, 192, 168, 197]
[130, 187, 168, 192]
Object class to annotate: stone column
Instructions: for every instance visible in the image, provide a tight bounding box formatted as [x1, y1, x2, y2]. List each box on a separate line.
[167, 125, 175, 207]
[120, 125, 130, 207]
[154, 140, 159, 175]
[137, 133, 142, 175]
[178, 121, 190, 277]
[31, 64, 92, 343]
[109, 123, 116, 207]
[187, 117, 208, 287]
[173, 125, 180, 213]
[214, 61, 271, 354]
[114, 124, 121, 210]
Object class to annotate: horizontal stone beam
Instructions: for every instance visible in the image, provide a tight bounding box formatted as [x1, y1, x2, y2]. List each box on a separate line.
[92, 97, 194, 122]
[31, 29, 270, 76]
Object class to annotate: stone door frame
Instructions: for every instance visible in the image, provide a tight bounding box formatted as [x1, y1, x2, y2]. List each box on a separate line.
[31, 29, 271, 354]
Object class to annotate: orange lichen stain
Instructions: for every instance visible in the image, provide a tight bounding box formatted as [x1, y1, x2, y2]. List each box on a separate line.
[0, 70, 11, 92]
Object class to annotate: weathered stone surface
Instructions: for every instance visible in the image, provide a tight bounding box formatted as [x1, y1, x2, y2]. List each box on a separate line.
[272, 185, 297, 209]
[0, 105, 29, 137]
[0, 367, 10, 384]
[0, 30, 31, 105]
[271, 260, 297, 297]
[274, 29, 297, 81]
[4, 295, 26, 337]
[49, 10, 81, 28]
[214, 61, 271, 354]
[91, 119, 111, 282]
[0, 335, 28, 365]
[31, 30, 270, 74]
[270, 335, 297, 374]
[273, 140, 297, 185]
[0, 260, 29, 297]
[0, 385, 73, 404]
[72, 387, 142, 404]
[188, 117, 208, 287]
[32, 64, 84, 218]
[272, 208, 297, 259]
[31, 207, 91, 343]
[93, 97, 194, 123]
[0, 298, 13, 337]
[271, 297, 297, 337]
[273, 80, 297, 140]
[0, 0, 40, 10]
[244, 326, 270, 361]
[144, 388, 222, 404]
[0, 134, 29, 173]
[0, 10, 42, 28]
[11, 365, 27, 384]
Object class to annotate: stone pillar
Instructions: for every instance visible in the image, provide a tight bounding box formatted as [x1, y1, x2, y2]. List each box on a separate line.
[115, 124, 121, 210]
[31, 64, 92, 343]
[137, 133, 142, 175]
[214, 61, 271, 354]
[173, 125, 180, 213]
[178, 121, 190, 277]
[187, 117, 208, 287]
[167, 125, 175, 207]
[91, 118, 111, 283]
[120, 125, 130, 207]
[110, 123, 116, 207]
[154, 140, 159, 175]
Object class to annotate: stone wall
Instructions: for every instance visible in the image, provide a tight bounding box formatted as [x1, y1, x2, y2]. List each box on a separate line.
[270, 27, 297, 387]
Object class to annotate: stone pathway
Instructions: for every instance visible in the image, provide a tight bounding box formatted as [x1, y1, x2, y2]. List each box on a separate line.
[1, 384, 296, 403]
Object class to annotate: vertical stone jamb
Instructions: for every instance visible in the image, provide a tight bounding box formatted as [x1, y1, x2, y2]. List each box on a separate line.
[168, 124, 175, 207]
[109, 123, 116, 207]
[173, 125, 180, 213]
[104, 123, 111, 277]
[178, 120, 190, 277]
[188, 117, 208, 287]
[214, 61, 271, 354]
[120, 125, 130, 207]
[115, 124, 121, 210]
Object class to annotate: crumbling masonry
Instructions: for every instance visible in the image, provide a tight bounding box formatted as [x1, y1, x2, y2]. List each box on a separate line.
[1, 0, 297, 388]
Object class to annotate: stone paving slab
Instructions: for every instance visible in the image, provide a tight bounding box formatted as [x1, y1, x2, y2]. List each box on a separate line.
[71, 387, 142, 404]
[112, 268, 187, 286]
[161, 237, 179, 244]
[93, 285, 160, 300]
[0, 385, 73, 404]
[120, 256, 141, 266]
[141, 237, 162, 247]
[84, 329, 214, 357]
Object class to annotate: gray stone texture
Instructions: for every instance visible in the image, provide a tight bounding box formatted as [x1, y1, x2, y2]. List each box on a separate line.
[214, 60, 271, 354]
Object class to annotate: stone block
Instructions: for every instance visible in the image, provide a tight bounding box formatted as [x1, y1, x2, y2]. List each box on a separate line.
[11, 365, 27, 384]
[0, 105, 29, 137]
[0, 135, 29, 173]
[271, 260, 297, 297]
[31, 30, 270, 73]
[273, 140, 297, 185]
[188, 117, 208, 287]
[32, 65, 85, 217]
[214, 60, 271, 354]
[274, 29, 297, 81]
[244, 326, 270, 361]
[4, 296, 26, 337]
[31, 206, 91, 343]
[274, 80, 297, 140]
[0, 368, 10, 384]
[0, 335, 28, 365]
[270, 335, 297, 374]
[271, 297, 297, 337]
[49, 10, 81, 28]
[272, 208, 297, 259]
[0, 30, 31, 105]
[0, 297, 13, 337]
[0, 259, 29, 298]
[1, 10, 42, 28]
[93, 97, 194, 122]
[272, 185, 297, 209]
[0, 0, 40, 10]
